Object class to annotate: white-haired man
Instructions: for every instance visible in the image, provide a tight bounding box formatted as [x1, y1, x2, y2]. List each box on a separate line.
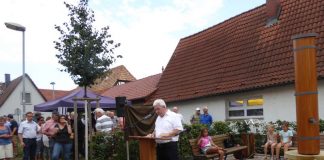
[147, 99, 183, 160]
[94, 108, 113, 133]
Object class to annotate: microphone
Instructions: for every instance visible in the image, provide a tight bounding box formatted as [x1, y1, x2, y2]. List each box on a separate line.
[143, 113, 153, 120]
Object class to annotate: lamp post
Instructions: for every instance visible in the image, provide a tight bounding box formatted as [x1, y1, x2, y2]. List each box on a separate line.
[5, 22, 26, 116]
[50, 82, 56, 99]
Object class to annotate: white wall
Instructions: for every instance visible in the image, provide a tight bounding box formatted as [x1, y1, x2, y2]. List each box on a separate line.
[0, 78, 46, 122]
[166, 80, 324, 124]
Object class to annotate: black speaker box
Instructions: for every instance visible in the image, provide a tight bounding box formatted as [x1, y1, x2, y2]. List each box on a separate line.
[116, 96, 126, 117]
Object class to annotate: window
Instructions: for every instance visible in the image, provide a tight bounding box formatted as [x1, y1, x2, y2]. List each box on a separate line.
[227, 97, 264, 119]
[22, 92, 31, 104]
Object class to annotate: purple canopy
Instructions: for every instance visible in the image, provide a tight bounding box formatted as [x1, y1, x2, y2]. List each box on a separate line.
[34, 89, 116, 112]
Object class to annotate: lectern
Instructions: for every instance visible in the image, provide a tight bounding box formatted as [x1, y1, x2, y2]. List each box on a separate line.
[129, 136, 171, 160]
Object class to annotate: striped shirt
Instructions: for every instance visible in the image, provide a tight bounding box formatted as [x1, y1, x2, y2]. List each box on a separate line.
[95, 115, 113, 133]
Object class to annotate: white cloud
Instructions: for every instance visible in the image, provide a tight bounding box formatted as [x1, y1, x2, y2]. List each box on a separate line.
[0, 0, 224, 90]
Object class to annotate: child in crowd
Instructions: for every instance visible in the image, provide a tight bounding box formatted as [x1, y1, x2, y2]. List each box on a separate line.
[263, 124, 277, 159]
[276, 122, 293, 160]
[197, 128, 225, 160]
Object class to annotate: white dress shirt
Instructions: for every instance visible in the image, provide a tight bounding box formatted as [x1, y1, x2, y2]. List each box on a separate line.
[18, 120, 39, 139]
[155, 109, 183, 143]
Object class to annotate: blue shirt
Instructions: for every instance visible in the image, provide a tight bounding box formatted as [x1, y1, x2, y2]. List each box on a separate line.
[0, 126, 12, 145]
[200, 114, 213, 126]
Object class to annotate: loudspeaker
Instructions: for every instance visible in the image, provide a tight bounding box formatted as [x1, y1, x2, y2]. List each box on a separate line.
[116, 96, 126, 117]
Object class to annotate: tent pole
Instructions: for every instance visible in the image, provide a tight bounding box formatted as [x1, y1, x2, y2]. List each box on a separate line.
[84, 100, 88, 160]
[73, 98, 78, 160]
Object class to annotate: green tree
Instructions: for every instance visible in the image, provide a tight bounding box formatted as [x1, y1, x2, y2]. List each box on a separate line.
[54, 0, 121, 96]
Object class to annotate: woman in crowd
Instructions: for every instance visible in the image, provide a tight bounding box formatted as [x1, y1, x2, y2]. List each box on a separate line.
[52, 115, 72, 160]
[0, 116, 13, 160]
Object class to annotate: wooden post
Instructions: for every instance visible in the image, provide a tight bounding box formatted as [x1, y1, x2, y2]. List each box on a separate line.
[292, 33, 320, 155]
[73, 97, 79, 160]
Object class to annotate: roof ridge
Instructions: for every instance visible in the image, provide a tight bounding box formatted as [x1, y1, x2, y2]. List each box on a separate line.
[180, 3, 265, 41]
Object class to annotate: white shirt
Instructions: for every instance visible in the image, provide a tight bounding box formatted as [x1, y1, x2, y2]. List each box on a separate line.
[155, 110, 183, 143]
[279, 130, 293, 143]
[176, 113, 184, 124]
[95, 115, 113, 133]
[18, 120, 39, 139]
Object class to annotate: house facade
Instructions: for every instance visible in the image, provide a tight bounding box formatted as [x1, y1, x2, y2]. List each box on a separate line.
[167, 81, 324, 123]
[146, 0, 324, 124]
[0, 74, 46, 122]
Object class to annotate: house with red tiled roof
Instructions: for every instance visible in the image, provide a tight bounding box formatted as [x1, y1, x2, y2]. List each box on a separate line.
[39, 89, 71, 101]
[0, 74, 47, 121]
[102, 73, 161, 106]
[90, 65, 136, 93]
[147, 0, 324, 123]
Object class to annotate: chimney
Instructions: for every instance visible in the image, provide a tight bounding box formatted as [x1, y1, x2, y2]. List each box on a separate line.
[266, 0, 281, 26]
[5, 74, 10, 87]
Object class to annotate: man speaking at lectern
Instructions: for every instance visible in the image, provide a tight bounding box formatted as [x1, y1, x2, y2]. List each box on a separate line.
[147, 99, 183, 160]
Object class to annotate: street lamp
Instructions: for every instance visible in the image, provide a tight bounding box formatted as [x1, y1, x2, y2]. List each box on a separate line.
[5, 22, 26, 116]
[50, 82, 56, 99]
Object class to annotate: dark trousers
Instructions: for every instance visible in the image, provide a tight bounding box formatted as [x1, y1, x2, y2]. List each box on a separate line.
[23, 138, 37, 160]
[157, 141, 179, 160]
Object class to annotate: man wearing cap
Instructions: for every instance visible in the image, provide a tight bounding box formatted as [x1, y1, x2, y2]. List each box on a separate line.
[7, 114, 18, 156]
[147, 99, 183, 160]
[190, 108, 201, 124]
[41, 111, 59, 156]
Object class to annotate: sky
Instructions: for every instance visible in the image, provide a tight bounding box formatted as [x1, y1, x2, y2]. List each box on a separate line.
[0, 0, 265, 90]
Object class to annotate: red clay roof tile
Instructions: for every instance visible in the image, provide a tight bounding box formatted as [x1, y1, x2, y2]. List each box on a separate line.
[101, 73, 161, 100]
[39, 89, 72, 101]
[147, 0, 324, 103]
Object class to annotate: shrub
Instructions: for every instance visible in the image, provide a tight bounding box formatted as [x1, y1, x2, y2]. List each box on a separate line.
[90, 130, 139, 160]
[320, 119, 324, 132]
[211, 121, 233, 135]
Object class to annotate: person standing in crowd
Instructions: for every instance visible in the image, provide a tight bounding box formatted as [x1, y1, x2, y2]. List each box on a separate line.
[172, 106, 184, 124]
[36, 116, 45, 160]
[42, 117, 51, 160]
[190, 107, 201, 124]
[0, 116, 13, 160]
[147, 99, 183, 160]
[95, 108, 113, 133]
[33, 112, 42, 123]
[42, 111, 59, 157]
[107, 111, 118, 129]
[7, 114, 18, 157]
[200, 106, 213, 128]
[18, 112, 40, 160]
[52, 115, 72, 160]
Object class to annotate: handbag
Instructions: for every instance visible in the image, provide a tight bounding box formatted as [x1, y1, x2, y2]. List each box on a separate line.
[223, 138, 234, 148]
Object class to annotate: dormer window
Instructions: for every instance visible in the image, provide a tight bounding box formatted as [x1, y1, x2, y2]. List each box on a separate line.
[266, 0, 281, 27]
[114, 80, 130, 86]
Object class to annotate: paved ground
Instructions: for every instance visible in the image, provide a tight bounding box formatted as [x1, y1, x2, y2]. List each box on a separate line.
[226, 153, 281, 160]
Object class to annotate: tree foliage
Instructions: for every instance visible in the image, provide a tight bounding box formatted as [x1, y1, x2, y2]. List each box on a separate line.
[54, 0, 120, 92]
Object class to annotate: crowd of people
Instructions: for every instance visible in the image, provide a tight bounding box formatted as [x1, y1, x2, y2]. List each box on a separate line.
[0, 108, 122, 160]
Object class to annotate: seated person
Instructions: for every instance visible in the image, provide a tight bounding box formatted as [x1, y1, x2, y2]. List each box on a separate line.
[264, 124, 277, 159]
[276, 122, 293, 160]
[197, 128, 225, 160]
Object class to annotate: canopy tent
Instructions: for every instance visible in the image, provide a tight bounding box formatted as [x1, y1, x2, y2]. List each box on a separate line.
[34, 89, 116, 112]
